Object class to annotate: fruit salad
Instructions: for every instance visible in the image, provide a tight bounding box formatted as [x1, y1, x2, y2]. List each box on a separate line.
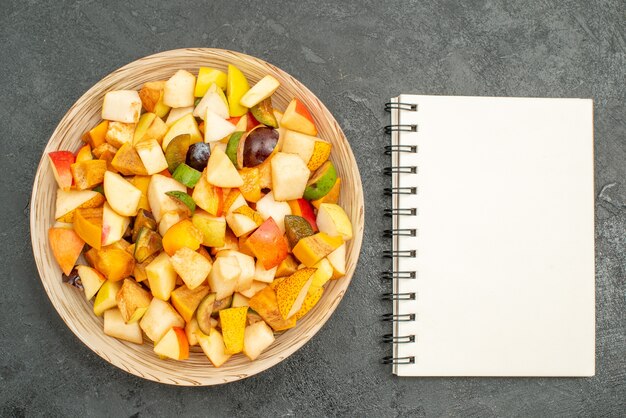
[47, 64, 352, 366]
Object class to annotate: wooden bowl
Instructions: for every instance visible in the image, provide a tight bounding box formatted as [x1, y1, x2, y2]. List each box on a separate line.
[30, 48, 364, 385]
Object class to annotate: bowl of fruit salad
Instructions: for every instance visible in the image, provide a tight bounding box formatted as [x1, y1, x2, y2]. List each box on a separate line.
[30, 48, 364, 385]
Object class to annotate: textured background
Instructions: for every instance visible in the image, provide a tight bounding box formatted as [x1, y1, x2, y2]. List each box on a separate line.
[1, 0, 625, 416]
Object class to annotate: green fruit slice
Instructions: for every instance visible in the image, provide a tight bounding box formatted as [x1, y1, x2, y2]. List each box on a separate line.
[284, 215, 314, 248]
[166, 191, 196, 215]
[165, 134, 192, 173]
[172, 163, 201, 188]
[303, 161, 337, 200]
[250, 98, 278, 128]
[196, 293, 216, 335]
[225, 131, 245, 169]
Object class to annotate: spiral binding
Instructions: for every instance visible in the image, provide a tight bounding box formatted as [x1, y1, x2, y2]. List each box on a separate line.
[381, 99, 419, 366]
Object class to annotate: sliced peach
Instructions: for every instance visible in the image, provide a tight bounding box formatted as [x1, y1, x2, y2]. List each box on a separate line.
[48, 151, 75, 191]
[73, 207, 103, 250]
[161, 219, 203, 256]
[70, 159, 107, 190]
[48, 228, 85, 275]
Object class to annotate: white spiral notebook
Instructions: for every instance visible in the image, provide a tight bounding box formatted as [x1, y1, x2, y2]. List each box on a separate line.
[385, 95, 595, 376]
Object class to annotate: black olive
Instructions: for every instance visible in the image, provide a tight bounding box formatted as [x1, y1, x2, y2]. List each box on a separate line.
[185, 142, 211, 172]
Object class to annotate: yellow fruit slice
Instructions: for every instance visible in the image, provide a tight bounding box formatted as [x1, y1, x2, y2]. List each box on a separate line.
[275, 268, 316, 319]
[307, 141, 332, 171]
[219, 306, 248, 354]
[227, 64, 250, 117]
[295, 285, 324, 320]
[291, 233, 343, 267]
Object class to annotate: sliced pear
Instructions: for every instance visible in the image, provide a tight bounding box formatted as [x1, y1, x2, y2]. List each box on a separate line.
[204, 109, 237, 143]
[103, 171, 141, 216]
[194, 83, 229, 120]
[163, 70, 196, 108]
[205, 146, 244, 188]
[239, 75, 280, 108]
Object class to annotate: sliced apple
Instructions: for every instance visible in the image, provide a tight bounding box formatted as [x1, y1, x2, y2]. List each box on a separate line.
[281, 130, 316, 163]
[139, 297, 185, 342]
[239, 75, 280, 108]
[103, 308, 143, 344]
[192, 210, 226, 248]
[225, 211, 260, 237]
[204, 109, 237, 143]
[255, 191, 292, 234]
[280, 98, 317, 136]
[288, 198, 318, 231]
[48, 228, 84, 275]
[254, 259, 277, 283]
[270, 152, 311, 201]
[232, 292, 250, 308]
[102, 90, 142, 123]
[327, 243, 346, 279]
[205, 146, 244, 188]
[162, 113, 202, 150]
[316, 203, 353, 240]
[76, 265, 105, 300]
[246, 217, 289, 270]
[238, 280, 268, 299]
[154, 327, 189, 360]
[93, 279, 123, 316]
[135, 139, 169, 175]
[243, 321, 275, 360]
[54, 189, 104, 222]
[275, 268, 316, 319]
[207, 255, 240, 300]
[216, 250, 255, 292]
[116, 278, 152, 323]
[196, 328, 231, 367]
[147, 174, 187, 222]
[100, 202, 130, 246]
[146, 251, 177, 300]
[192, 175, 224, 216]
[48, 151, 75, 191]
[165, 106, 194, 127]
[170, 247, 212, 289]
[163, 69, 196, 108]
[194, 83, 229, 120]
[103, 171, 141, 217]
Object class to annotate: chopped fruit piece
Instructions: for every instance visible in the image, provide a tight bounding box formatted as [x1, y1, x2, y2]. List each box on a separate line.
[140, 298, 185, 342]
[225, 131, 245, 169]
[204, 109, 237, 143]
[242, 127, 279, 168]
[219, 307, 248, 354]
[116, 279, 152, 323]
[232, 293, 250, 308]
[275, 268, 316, 319]
[133, 113, 155, 143]
[194, 83, 229, 120]
[255, 191, 292, 234]
[205, 146, 244, 187]
[307, 140, 332, 171]
[154, 327, 189, 360]
[94, 245, 135, 282]
[172, 163, 201, 188]
[139, 81, 170, 116]
[196, 328, 231, 367]
[280, 98, 317, 136]
[104, 171, 142, 216]
[238, 281, 268, 298]
[284, 215, 314, 248]
[73, 207, 103, 250]
[171, 284, 210, 322]
[223, 189, 247, 215]
[102, 90, 142, 123]
[131, 208, 157, 241]
[170, 247, 212, 289]
[246, 218, 289, 270]
[192, 210, 226, 248]
[146, 252, 177, 300]
[48, 151, 75, 191]
[294, 285, 324, 320]
[240, 75, 280, 108]
[271, 152, 311, 201]
[158, 211, 185, 237]
[303, 161, 337, 201]
[227, 64, 250, 117]
[147, 173, 187, 222]
[129, 175, 152, 212]
[163, 70, 196, 108]
[216, 250, 255, 292]
[133, 227, 162, 262]
[257, 156, 273, 189]
[48, 228, 85, 275]
[226, 206, 263, 237]
[192, 175, 224, 216]
[70, 159, 107, 190]
[105, 121, 136, 149]
[248, 286, 296, 331]
[196, 293, 216, 334]
[254, 259, 277, 283]
[311, 258, 333, 287]
[166, 191, 196, 215]
[75, 144, 93, 163]
[327, 243, 347, 279]
[162, 219, 203, 256]
[243, 321, 275, 360]
[195, 67, 227, 96]
[311, 177, 341, 209]
[76, 265, 105, 300]
[281, 130, 316, 163]
[185, 142, 211, 172]
[316, 203, 353, 240]
[85, 121, 109, 148]
[165, 106, 194, 127]
[101, 202, 131, 246]
[135, 139, 169, 175]
[208, 256, 240, 300]
[292, 232, 343, 267]
[93, 279, 123, 316]
[288, 198, 318, 231]
[103, 308, 143, 344]
[185, 318, 201, 346]
[92, 142, 118, 159]
[276, 255, 299, 278]
[250, 98, 278, 128]
[133, 253, 156, 282]
[134, 113, 168, 145]
[162, 114, 202, 151]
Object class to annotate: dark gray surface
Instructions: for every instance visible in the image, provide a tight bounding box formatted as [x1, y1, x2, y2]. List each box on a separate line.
[1, 0, 624, 416]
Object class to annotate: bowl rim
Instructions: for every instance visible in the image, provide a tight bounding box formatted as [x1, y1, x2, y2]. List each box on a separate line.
[30, 47, 364, 385]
